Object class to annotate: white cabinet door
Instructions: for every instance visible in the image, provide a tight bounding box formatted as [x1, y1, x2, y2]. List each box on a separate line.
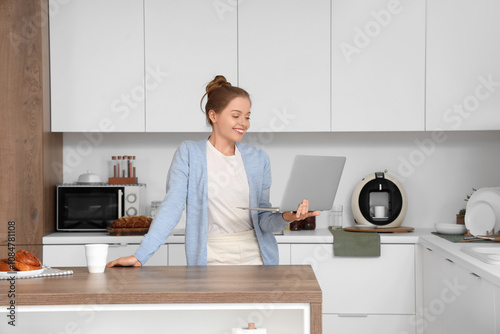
[331, 0, 425, 131]
[168, 243, 292, 265]
[43, 244, 168, 267]
[290, 244, 415, 315]
[441, 258, 495, 333]
[421, 246, 443, 334]
[278, 243, 291, 265]
[168, 244, 186, 266]
[145, 0, 237, 132]
[426, 0, 500, 131]
[50, 0, 145, 132]
[238, 0, 330, 132]
[422, 245, 496, 334]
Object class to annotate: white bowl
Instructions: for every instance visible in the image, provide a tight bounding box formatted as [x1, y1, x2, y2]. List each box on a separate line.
[77, 170, 101, 184]
[435, 223, 466, 235]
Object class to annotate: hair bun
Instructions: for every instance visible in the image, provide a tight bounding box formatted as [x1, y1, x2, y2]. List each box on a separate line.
[200, 75, 250, 124]
[206, 75, 231, 98]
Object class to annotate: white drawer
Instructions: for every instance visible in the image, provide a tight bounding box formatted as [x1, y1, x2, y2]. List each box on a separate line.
[43, 244, 167, 267]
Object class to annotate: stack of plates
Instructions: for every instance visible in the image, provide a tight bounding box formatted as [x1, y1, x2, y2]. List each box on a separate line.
[465, 187, 500, 236]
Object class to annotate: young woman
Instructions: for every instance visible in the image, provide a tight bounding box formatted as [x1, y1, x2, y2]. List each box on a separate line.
[107, 75, 319, 267]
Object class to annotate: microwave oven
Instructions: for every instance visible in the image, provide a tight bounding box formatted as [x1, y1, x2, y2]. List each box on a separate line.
[56, 183, 145, 231]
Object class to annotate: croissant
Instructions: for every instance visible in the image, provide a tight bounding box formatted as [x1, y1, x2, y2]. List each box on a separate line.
[0, 258, 16, 272]
[14, 250, 42, 271]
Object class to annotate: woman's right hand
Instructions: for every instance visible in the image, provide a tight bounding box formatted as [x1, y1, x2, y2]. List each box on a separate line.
[106, 256, 142, 268]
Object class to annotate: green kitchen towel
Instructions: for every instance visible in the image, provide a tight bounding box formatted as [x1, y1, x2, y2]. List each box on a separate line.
[328, 227, 381, 257]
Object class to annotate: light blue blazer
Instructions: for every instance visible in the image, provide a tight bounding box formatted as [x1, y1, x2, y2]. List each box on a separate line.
[133, 139, 288, 265]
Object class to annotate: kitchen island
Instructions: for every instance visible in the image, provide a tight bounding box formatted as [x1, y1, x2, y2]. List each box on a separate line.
[0, 265, 321, 334]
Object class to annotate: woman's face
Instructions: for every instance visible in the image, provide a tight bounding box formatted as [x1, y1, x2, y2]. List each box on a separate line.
[210, 97, 251, 142]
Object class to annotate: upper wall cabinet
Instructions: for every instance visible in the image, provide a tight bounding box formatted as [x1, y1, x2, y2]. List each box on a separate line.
[331, 0, 425, 131]
[238, 0, 331, 132]
[50, 0, 145, 132]
[145, 0, 237, 132]
[426, 0, 500, 131]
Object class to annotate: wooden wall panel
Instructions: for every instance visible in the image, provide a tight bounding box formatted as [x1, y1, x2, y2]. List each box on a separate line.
[0, 0, 62, 260]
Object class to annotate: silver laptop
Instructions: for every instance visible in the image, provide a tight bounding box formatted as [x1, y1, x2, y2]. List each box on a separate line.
[238, 155, 346, 213]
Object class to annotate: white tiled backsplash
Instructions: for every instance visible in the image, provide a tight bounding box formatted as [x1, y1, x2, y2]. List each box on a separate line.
[61, 131, 500, 229]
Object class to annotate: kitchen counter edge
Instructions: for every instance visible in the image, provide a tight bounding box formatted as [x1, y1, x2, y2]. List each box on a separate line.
[43, 227, 424, 245]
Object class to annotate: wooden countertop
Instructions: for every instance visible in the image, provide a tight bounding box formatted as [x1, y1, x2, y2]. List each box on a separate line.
[0, 265, 322, 306]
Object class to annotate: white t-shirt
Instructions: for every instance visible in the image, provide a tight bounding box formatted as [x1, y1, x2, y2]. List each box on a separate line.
[206, 141, 253, 234]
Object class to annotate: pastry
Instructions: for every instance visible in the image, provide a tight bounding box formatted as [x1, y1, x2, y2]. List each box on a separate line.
[0, 258, 16, 272]
[14, 250, 42, 271]
[112, 215, 152, 228]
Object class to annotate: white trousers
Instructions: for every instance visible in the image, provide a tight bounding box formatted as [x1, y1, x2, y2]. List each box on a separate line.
[207, 229, 264, 265]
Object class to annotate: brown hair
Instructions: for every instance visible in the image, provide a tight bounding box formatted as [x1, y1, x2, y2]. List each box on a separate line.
[200, 75, 251, 126]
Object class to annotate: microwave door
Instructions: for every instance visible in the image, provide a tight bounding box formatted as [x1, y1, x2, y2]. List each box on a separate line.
[57, 186, 123, 231]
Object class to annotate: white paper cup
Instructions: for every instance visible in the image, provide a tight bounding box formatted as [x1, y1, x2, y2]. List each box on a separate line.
[84, 244, 109, 273]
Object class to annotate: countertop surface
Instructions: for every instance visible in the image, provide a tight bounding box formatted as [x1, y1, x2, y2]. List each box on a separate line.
[0, 265, 321, 307]
[43, 226, 424, 245]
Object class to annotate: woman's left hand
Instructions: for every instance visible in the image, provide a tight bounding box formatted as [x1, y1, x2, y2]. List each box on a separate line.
[282, 199, 321, 222]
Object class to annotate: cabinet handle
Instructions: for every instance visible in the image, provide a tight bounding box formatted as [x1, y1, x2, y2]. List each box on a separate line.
[109, 243, 128, 247]
[338, 314, 369, 318]
[426, 247, 433, 252]
[446, 258, 454, 263]
[470, 272, 481, 278]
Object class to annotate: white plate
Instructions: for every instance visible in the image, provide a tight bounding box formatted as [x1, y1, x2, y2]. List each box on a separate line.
[465, 187, 500, 235]
[466, 200, 496, 236]
[0, 268, 44, 277]
[435, 223, 467, 235]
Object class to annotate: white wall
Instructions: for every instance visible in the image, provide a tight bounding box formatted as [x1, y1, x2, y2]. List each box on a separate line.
[62, 131, 500, 229]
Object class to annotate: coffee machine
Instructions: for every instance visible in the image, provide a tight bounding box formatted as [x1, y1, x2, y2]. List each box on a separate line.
[351, 171, 407, 228]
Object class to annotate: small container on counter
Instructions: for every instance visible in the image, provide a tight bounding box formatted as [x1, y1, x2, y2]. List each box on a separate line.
[289, 216, 316, 231]
[289, 220, 302, 231]
[302, 216, 316, 230]
[122, 155, 127, 177]
[330, 204, 343, 229]
[108, 154, 138, 184]
[150, 201, 162, 218]
[117, 156, 123, 178]
[132, 156, 136, 177]
[111, 156, 117, 177]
